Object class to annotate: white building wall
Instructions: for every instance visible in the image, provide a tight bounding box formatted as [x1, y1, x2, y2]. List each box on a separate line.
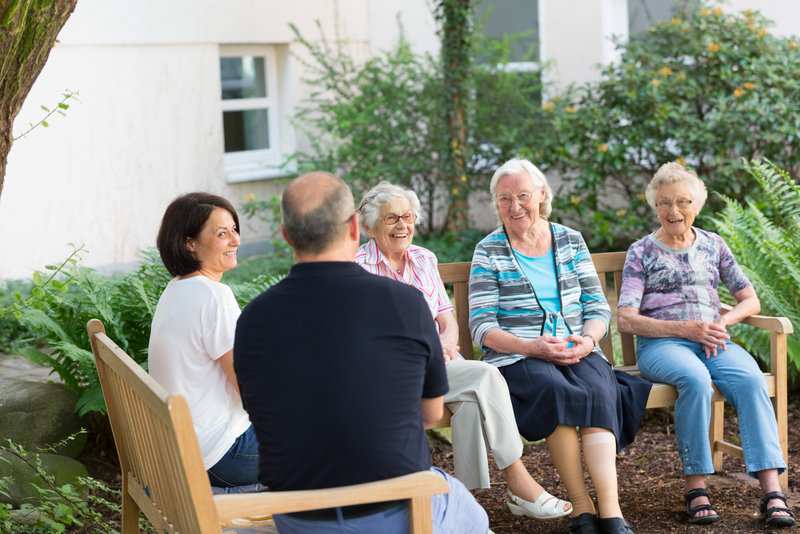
[1, 0, 372, 279]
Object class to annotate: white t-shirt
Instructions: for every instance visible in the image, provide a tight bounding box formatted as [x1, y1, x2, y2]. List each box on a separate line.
[148, 275, 251, 469]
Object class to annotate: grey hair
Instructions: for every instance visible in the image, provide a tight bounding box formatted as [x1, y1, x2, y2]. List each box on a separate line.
[645, 162, 708, 212]
[357, 181, 422, 232]
[489, 158, 553, 222]
[281, 172, 354, 255]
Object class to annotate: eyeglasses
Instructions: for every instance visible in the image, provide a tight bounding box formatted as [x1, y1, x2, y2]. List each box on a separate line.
[383, 212, 417, 225]
[656, 199, 693, 210]
[496, 192, 534, 206]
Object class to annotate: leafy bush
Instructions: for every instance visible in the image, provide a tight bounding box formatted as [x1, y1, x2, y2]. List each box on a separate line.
[0, 436, 156, 533]
[536, 2, 800, 251]
[13, 248, 278, 415]
[713, 160, 800, 383]
[287, 21, 544, 234]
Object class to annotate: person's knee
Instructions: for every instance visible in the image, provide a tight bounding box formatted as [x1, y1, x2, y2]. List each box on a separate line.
[676, 372, 713, 396]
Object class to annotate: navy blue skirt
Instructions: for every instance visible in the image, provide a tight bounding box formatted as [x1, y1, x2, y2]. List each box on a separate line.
[498, 352, 652, 451]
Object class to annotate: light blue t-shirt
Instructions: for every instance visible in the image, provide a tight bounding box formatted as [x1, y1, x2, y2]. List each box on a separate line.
[515, 248, 569, 337]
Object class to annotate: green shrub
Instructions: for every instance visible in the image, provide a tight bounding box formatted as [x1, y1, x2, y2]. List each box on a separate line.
[713, 160, 800, 383]
[536, 1, 800, 251]
[0, 436, 156, 534]
[287, 21, 544, 234]
[14, 248, 278, 415]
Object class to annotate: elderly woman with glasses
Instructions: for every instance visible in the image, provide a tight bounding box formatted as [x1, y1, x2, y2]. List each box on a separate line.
[617, 162, 792, 528]
[355, 181, 572, 523]
[469, 158, 652, 534]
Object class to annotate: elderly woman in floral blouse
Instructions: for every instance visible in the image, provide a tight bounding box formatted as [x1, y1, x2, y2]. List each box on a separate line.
[618, 162, 792, 528]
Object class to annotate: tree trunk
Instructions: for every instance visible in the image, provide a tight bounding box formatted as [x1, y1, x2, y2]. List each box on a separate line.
[0, 0, 77, 203]
[436, 0, 471, 233]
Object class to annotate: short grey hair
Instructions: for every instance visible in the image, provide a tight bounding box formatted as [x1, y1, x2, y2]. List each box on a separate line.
[489, 158, 553, 222]
[357, 181, 422, 232]
[645, 162, 708, 212]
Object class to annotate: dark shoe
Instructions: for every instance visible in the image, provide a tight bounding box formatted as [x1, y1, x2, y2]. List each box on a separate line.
[598, 517, 635, 534]
[684, 488, 720, 525]
[760, 491, 795, 527]
[567, 513, 602, 534]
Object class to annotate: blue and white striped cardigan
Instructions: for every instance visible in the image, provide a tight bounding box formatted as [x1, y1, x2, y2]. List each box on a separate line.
[468, 223, 611, 367]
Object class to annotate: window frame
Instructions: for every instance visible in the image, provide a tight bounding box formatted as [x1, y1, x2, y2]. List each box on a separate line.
[219, 45, 283, 183]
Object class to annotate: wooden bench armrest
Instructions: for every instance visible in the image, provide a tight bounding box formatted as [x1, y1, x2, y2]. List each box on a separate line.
[720, 303, 794, 334]
[213, 471, 450, 524]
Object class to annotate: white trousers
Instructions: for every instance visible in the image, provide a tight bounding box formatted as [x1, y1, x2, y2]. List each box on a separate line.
[444, 359, 523, 490]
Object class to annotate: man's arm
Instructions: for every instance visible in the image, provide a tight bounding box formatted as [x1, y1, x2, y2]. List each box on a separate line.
[421, 396, 444, 428]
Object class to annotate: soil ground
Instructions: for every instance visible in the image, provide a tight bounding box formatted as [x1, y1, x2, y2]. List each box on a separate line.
[71, 398, 800, 533]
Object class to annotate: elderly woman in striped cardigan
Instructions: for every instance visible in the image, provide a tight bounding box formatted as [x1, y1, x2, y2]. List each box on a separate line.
[469, 158, 652, 534]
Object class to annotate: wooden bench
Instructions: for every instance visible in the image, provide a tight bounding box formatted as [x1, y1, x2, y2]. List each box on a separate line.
[433, 251, 791, 489]
[87, 319, 449, 534]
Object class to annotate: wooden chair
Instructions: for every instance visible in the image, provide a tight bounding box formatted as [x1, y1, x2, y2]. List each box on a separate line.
[87, 319, 449, 533]
[431, 252, 791, 489]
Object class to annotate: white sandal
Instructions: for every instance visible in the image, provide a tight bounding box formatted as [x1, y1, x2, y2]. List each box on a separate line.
[506, 489, 572, 520]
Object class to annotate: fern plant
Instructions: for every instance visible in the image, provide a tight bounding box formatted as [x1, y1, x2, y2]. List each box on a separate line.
[713, 159, 800, 383]
[15, 248, 279, 415]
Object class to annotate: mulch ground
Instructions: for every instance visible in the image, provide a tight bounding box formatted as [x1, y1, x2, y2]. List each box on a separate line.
[426, 400, 800, 533]
[74, 399, 800, 533]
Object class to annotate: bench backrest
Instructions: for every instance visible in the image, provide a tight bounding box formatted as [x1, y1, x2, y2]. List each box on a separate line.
[438, 251, 633, 366]
[87, 319, 222, 533]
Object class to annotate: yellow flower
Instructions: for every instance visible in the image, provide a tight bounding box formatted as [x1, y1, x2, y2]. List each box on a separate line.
[671, 17, 681, 25]
[747, 23, 758, 31]
[789, 42, 799, 51]
[758, 28, 768, 38]
[451, 140, 459, 149]
[452, 188, 459, 196]
[734, 86, 744, 97]
[460, 175, 467, 182]
[744, 9, 753, 15]
[676, 72, 687, 81]
[651, 79, 661, 88]
[542, 101, 556, 112]
[637, 193, 647, 202]
[707, 42, 720, 53]
[566, 105, 577, 113]
[699, 8, 710, 16]
[713, 6, 723, 16]
[744, 82, 755, 90]
[659, 66, 673, 76]
[570, 195, 581, 207]
[244, 193, 256, 202]
[676, 157, 686, 166]
[616, 209, 627, 217]
[597, 143, 609, 153]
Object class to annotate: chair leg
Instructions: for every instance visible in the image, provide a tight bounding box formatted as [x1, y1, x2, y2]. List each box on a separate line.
[709, 400, 724, 473]
[121, 488, 140, 534]
[774, 391, 789, 491]
[409, 496, 433, 534]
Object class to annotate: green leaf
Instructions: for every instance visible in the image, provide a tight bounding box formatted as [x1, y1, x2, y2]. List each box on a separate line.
[40, 105, 49, 112]
[42, 121, 49, 128]
[58, 102, 69, 110]
[31, 287, 45, 298]
[32, 271, 43, 286]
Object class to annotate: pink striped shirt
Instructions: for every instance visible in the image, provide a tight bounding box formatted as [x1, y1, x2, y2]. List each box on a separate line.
[355, 240, 454, 320]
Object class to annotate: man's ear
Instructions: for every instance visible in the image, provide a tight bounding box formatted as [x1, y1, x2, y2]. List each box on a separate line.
[280, 224, 293, 246]
[349, 213, 360, 242]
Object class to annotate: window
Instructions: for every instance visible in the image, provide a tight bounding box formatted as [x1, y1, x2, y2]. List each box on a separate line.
[475, 0, 539, 68]
[220, 46, 285, 182]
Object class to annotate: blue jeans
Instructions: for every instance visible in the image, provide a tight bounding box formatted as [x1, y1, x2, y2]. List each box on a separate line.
[207, 425, 261, 488]
[273, 467, 489, 534]
[637, 337, 785, 477]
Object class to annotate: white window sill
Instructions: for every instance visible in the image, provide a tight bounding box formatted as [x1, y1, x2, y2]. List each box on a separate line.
[225, 165, 296, 183]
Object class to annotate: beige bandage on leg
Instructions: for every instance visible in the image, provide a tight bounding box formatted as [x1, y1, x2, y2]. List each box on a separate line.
[581, 429, 622, 519]
[547, 425, 595, 516]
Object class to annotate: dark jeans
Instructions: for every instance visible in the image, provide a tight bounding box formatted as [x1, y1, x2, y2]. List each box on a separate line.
[207, 425, 261, 488]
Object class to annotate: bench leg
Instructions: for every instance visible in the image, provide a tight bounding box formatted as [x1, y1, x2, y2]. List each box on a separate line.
[774, 390, 789, 492]
[408, 496, 433, 534]
[709, 400, 724, 473]
[121, 486, 140, 534]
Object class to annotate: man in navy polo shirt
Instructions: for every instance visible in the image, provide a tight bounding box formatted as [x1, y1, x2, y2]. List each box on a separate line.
[234, 171, 488, 533]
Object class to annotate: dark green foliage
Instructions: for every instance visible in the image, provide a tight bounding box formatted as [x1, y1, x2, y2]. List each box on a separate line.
[12, 248, 278, 415]
[536, 2, 800, 251]
[714, 160, 800, 383]
[287, 18, 544, 235]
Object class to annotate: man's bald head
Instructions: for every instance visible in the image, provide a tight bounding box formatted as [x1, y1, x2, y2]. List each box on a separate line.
[281, 172, 355, 255]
